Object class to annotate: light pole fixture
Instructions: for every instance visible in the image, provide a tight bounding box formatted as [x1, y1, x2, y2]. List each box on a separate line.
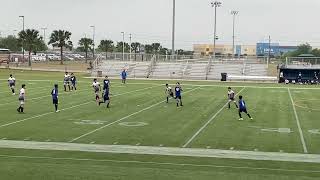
[210, 1, 221, 60]
[172, 0, 176, 58]
[41, 27, 47, 44]
[19, 16, 25, 63]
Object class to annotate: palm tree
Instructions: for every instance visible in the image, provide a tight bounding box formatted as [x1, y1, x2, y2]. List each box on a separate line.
[78, 37, 93, 63]
[151, 43, 162, 54]
[48, 30, 73, 65]
[116, 42, 130, 53]
[18, 29, 43, 66]
[98, 40, 114, 60]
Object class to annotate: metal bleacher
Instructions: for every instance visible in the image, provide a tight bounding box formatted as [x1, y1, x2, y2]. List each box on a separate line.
[92, 54, 271, 81]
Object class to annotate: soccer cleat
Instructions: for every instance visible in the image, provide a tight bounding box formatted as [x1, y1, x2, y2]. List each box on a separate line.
[17, 108, 20, 113]
[55, 110, 60, 113]
[12, 93, 15, 95]
[250, 118, 253, 120]
[238, 118, 243, 121]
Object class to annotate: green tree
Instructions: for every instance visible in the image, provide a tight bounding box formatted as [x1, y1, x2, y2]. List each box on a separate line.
[287, 43, 312, 57]
[116, 42, 130, 53]
[159, 47, 169, 55]
[18, 29, 43, 66]
[0, 35, 21, 52]
[145, 44, 153, 54]
[48, 30, 73, 65]
[311, 48, 320, 57]
[78, 37, 93, 62]
[98, 40, 114, 59]
[151, 43, 161, 54]
[131, 42, 141, 60]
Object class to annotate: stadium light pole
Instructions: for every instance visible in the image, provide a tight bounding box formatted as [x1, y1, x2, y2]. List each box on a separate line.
[19, 16, 25, 62]
[171, 0, 176, 59]
[121, 32, 125, 61]
[90, 25, 95, 59]
[211, 1, 221, 60]
[129, 33, 132, 61]
[231, 10, 238, 59]
[41, 27, 47, 44]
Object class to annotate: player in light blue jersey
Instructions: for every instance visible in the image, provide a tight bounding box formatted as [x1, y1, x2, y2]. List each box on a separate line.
[175, 82, 183, 107]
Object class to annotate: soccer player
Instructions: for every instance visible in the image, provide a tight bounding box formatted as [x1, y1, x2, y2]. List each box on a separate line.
[70, 73, 77, 91]
[17, 84, 26, 113]
[8, 74, 16, 95]
[63, 72, 71, 92]
[103, 76, 110, 90]
[92, 79, 101, 105]
[227, 87, 238, 109]
[121, 69, 127, 84]
[175, 82, 183, 107]
[238, 95, 253, 121]
[99, 88, 110, 108]
[165, 84, 174, 103]
[51, 84, 59, 112]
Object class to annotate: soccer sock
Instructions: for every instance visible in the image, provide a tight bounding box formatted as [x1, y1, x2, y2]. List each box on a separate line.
[166, 97, 169, 103]
[180, 101, 183, 106]
[55, 104, 58, 111]
[228, 103, 231, 109]
[247, 113, 252, 118]
[12, 89, 15, 94]
[68, 85, 71, 91]
[64, 85, 66, 91]
[239, 112, 242, 118]
[21, 107, 24, 113]
[235, 103, 238, 108]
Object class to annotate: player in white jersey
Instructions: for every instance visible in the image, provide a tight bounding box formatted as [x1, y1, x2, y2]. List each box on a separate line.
[92, 79, 101, 105]
[8, 74, 16, 95]
[227, 87, 238, 109]
[63, 72, 71, 92]
[17, 84, 26, 113]
[165, 84, 174, 103]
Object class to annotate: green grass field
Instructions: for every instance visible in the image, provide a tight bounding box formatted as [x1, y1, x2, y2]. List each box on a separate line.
[0, 69, 320, 180]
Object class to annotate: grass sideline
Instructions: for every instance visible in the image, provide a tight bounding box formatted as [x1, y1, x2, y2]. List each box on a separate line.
[0, 69, 319, 179]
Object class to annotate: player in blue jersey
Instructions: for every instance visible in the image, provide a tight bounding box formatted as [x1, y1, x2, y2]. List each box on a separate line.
[103, 76, 110, 90]
[175, 82, 183, 107]
[51, 84, 59, 112]
[227, 87, 238, 109]
[238, 95, 253, 121]
[121, 69, 127, 84]
[99, 88, 110, 108]
[70, 73, 77, 91]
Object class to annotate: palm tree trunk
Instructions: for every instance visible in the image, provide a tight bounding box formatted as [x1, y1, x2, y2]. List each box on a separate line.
[28, 51, 32, 67]
[60, 47, 63, 65]
[85, 51, 88, 63]
[105, 49, 108, 60]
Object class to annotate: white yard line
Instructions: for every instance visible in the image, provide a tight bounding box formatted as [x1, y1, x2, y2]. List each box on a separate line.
[0, 155, 319, 173]
[0, 85, 161, 128]
[69, 87, 201, 142]
[288, 88, 308, 154]
[182, 87, 246, 148]
[0, 88, 92, 106]
[0, 140, 320, 164]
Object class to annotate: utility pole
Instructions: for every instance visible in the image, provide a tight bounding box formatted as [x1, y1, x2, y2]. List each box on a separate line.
[90, 26, 95, 59]
[121, 32, 125, 61]
[19, 16, 25, 63]
[231, 11, 239, 59]
[41, 27, 47, 44]
[129, 34, 132, 61]
[171, 0, 176, 59]
[268, 35, 271, 68]
[211, 1, 222, 60]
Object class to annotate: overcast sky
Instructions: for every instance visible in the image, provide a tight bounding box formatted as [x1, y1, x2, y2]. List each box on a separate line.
[1, 0, 320, 50]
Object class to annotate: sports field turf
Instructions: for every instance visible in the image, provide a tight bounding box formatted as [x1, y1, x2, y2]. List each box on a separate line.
[0, 69, 320, 179]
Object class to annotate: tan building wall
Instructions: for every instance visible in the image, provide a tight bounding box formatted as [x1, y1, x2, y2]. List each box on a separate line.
[241, 45, 256, 56]
[193, 44, 256, 56]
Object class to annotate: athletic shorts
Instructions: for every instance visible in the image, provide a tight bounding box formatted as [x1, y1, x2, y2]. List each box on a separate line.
[176, 96, 182, 100]
[239, 108, 247, 113]
[64, 81, 70, 85]
[229, 97, 235, 101]
[53, 98, 58, 104]
[9, 83, 15, 88]
[104, 96, 110, 101]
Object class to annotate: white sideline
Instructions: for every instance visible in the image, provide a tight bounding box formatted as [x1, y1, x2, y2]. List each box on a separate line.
[288, 88, 308, 154]
[0, 85, 161, 128]
[182, 87, 246, 148]
[0, 155, 319, 173]
[69, 87, 201, 142]
[0, 140, 320, 164]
